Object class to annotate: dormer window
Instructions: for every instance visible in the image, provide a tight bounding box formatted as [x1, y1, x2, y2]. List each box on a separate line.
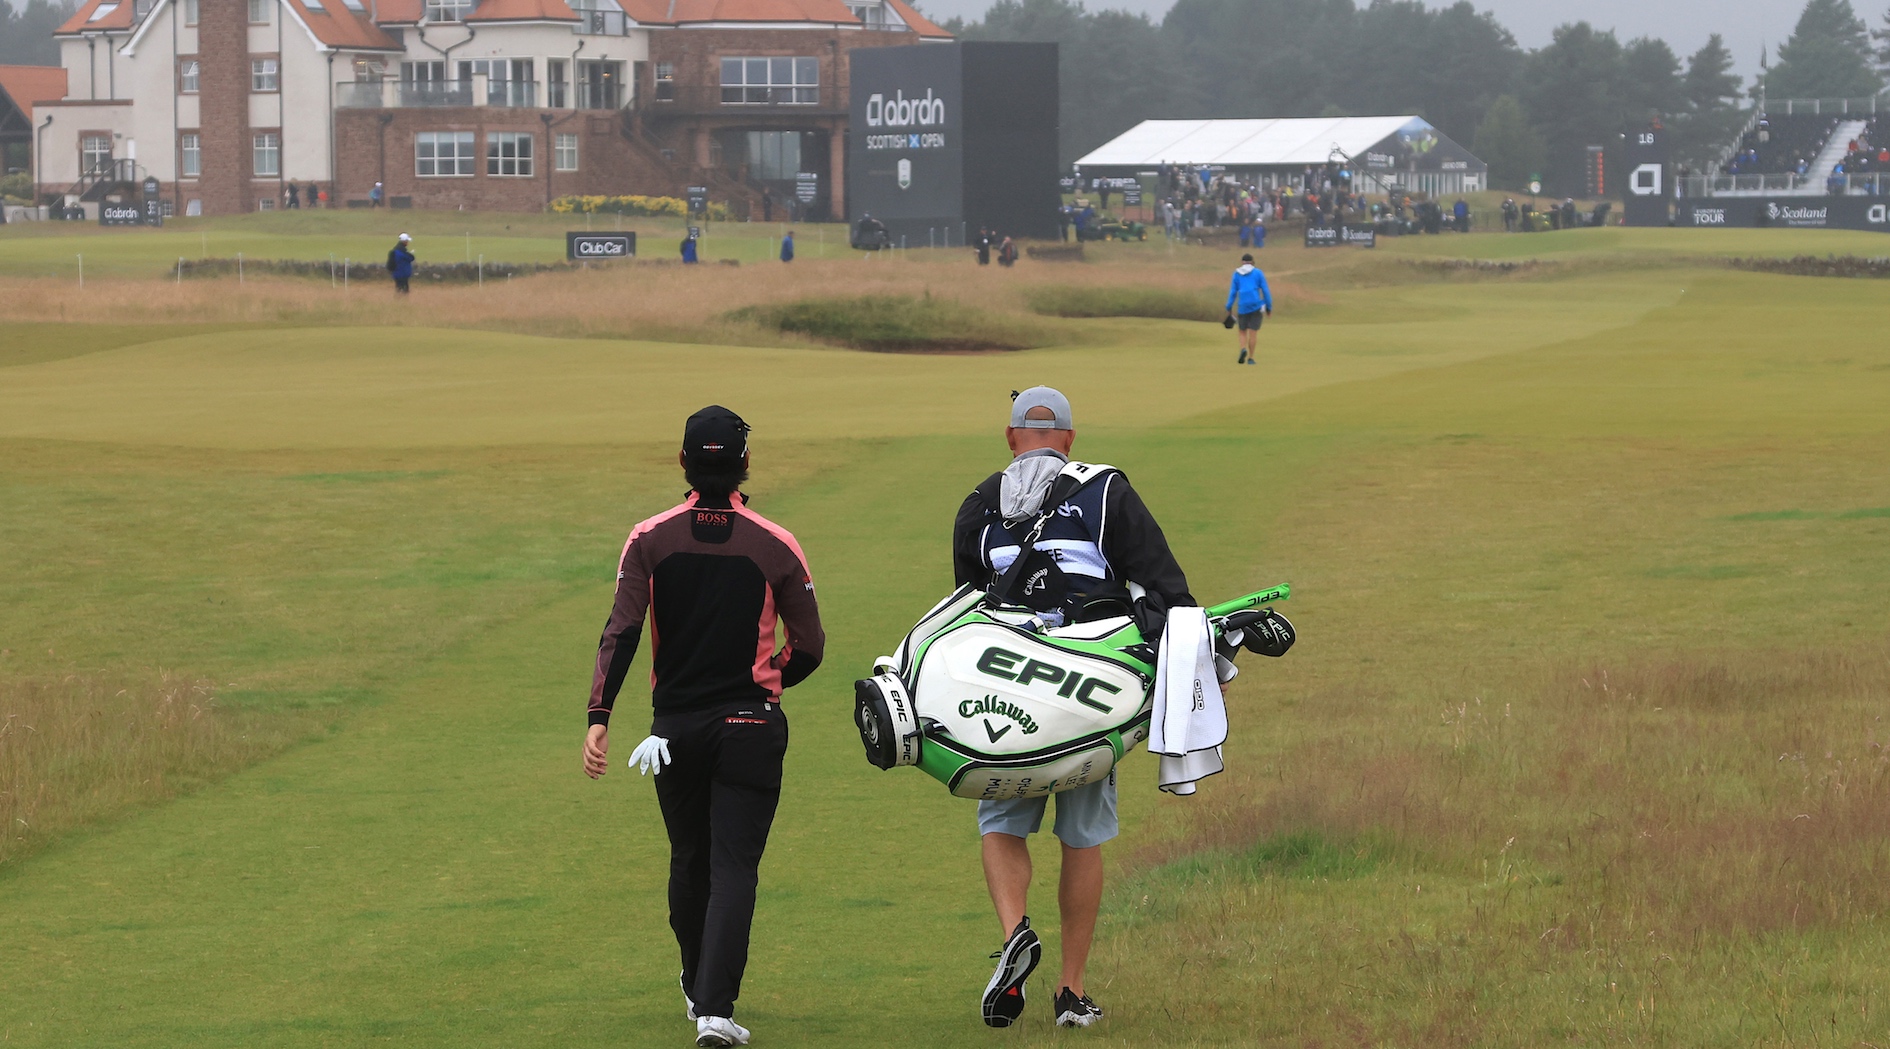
[87, 3, 119, 22]
[425, 0, 471, 22]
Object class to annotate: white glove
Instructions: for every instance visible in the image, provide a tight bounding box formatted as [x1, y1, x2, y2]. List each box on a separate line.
[628, 735, 671, 776]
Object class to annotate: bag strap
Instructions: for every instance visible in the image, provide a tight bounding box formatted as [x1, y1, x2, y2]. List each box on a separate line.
[988, 461, 1115, 605]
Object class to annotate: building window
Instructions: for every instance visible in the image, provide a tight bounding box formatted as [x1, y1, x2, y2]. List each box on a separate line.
[253, 132, 279, 176]
[719, 56, 817, 105]
[179, 58, 199, 93]
[654, 62, 674, 101]
[353, 58, 385, 82]
[183, 0, 197, 23]
[416, 130, 475, 177]
[251, 58, 278, 92]
[424, 0, 470, 22]
[81, 134, 112, 173]
[546, 59, 566, 107]
[248, 0, 270, 22]
[487, 132, 533, 177]
[87, 2, 118, 21]
[554, 132, 578, 172]
[180, 133, 201, 177]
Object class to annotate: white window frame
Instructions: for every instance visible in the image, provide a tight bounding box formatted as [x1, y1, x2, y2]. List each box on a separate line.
[719, 56, 818, 105]
[253, 132, 279, 177]
[554, 132, 578, 172]
[486, 131, 533, 177]
[180, 133, 201, 178]
[424, 0, 471, 22]
[81, 134, 113, 173]
[247, 0, 270, 22]
[415, 131, 475, 177]
[251, 58, 278, 92]
[180, 58, 199, 93]
[183, 0, 197, 23]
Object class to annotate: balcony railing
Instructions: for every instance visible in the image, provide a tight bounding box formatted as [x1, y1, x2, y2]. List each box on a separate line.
[576, 82, 623, 110]
[573, 9, 630, 35]
[642, 84, 832, 115]
[337, 80, 543, 109]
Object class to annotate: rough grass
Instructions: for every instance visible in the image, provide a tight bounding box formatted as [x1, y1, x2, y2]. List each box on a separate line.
[729, 293, 1051, 351]
[2, 222, 1890, 1046]
[1023, 284, 1221, 322]
[0, 672, 305, 866]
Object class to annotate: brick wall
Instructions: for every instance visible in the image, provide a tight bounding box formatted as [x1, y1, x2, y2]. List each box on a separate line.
[195, 0, 251, 215]
[334, 108, 680, 210]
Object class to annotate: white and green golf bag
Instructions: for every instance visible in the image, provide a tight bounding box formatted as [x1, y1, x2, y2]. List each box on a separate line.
[853, 583, 1291, 800]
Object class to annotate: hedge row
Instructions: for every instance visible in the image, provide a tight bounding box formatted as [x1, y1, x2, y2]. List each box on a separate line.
[550, 194, 732, 221]
[1728, 255, 1890, 279]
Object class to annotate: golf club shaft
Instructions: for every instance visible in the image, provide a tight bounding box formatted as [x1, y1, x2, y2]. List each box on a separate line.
[1206, 584, 1290, 617]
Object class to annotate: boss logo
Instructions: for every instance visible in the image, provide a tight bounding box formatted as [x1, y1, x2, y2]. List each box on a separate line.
[976, 646, 1120, 712]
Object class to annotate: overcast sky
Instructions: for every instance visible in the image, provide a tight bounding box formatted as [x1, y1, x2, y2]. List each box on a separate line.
[921, 0, 1814, 80]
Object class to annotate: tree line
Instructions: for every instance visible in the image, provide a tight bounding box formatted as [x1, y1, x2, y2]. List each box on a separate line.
[950, 0, 1890, 195]
[0, 0, 74, 66]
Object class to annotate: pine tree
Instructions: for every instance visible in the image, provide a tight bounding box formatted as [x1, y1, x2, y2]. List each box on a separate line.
[1673, 34, 1748, 167]
[1765, 0, 1883, 99]
[1472, 94, 1544, 190]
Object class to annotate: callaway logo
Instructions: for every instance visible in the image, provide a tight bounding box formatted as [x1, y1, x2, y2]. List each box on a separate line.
[976, 646, 1121, 713]
[1023, 567, 1051, 595]
[959, 694, 1039, 735]
[983, 720, 1012, 743]
[1056, 503, 1083, 518]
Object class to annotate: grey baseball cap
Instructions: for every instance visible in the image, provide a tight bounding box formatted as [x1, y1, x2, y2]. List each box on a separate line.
[1009, 386, 1073, 430]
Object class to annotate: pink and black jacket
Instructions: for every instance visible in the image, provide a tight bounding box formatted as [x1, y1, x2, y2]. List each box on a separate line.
[588, 491, 824, 726]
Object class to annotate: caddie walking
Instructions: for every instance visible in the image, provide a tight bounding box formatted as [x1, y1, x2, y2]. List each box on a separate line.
[583, 406, 825, 1047]
[951, 387, 1196, 1029]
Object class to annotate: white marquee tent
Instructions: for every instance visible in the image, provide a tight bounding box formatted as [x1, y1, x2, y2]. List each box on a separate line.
[1075, 116, 1487, 197]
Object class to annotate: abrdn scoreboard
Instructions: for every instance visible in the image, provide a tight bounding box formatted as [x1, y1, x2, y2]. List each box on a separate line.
[848, 42, 1060, 245]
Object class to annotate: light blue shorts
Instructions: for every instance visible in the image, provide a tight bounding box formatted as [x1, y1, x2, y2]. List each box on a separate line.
[976, 771, 1118, 849]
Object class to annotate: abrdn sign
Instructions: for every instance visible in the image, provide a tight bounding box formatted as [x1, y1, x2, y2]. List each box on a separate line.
[565, 232, 636, 260]
[865, 89, 947, 128]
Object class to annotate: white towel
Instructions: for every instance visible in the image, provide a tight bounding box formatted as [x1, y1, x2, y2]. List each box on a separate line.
[1146, 606, 1227, 795]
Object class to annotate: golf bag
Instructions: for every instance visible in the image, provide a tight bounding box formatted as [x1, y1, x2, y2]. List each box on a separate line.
[854, 584, 1293, 800]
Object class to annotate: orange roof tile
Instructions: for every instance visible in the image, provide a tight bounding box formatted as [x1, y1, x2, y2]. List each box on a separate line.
[883, 0, 947, 38]
[0, 65, 69, 121]
[292, 0, 406, 47]
[612, 0, 669, 23]
[56, 0, 135, 34]
[666, 0, 857, 25]
[370, 0, 423, 23]
[467, 0, 579, 22]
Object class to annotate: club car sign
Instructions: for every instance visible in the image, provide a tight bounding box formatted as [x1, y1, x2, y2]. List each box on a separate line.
[565, 232, 636, 260]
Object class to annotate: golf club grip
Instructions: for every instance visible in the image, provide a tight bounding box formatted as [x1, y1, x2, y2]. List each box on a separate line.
[1206, 584, 1290, 617]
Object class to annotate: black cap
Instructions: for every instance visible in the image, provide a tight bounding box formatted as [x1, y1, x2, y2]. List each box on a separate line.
[682, 405, 750, 467]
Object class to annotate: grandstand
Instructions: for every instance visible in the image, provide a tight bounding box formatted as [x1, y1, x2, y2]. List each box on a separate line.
[1686, 98, 1887, 198]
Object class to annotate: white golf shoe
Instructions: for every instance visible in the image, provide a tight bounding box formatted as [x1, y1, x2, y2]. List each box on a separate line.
[695, 1015, 750, 1047]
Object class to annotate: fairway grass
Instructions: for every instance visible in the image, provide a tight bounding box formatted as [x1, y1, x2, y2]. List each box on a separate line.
[2, 223, 1889, 1047]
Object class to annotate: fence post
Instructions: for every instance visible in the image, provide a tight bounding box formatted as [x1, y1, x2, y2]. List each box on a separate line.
[178, 256, 184, 283]
[77, 253, 83, 288]
[344, 258, 349, 288]
[478, 254, 484, 287]
[238, 252, 244, 284]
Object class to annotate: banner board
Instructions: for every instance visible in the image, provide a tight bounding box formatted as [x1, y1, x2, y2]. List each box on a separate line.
[1305, 225, 1376, 248]
[1340, 226, 1377, 247]
[795, 172, 819, 204]
[849, 42, 1059, 244]
[1304, 225, 1340, 247]
[99, 203, 146, 226]
[1675, 197, 1890, 231]
[686, 186, 707, 214]
[566, 232, 636, 260]
[1623, 127, 1669, 227]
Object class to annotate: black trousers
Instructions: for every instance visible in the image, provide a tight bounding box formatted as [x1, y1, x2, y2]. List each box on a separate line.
[652, 699, 788, 1019]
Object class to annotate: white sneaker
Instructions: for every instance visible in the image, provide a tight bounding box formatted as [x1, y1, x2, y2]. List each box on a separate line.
[695, 1016, 751, 1047]
[680, 973, 697, 1020]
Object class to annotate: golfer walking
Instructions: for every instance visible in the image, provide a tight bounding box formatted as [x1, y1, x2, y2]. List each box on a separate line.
[952, 387, 1195, 1029]
[1225, 252, 1272, 365]
[583, 406, 824, 1047]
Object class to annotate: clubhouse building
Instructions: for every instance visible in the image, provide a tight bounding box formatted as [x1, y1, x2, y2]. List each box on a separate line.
[32, 0, 947, 217]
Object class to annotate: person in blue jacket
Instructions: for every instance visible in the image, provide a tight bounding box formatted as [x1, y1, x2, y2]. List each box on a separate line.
[680, 232, 698, 264]
[779, 230, 794, 263]
[386, 233, 415, 294]
[1224, 252, 1271, 365]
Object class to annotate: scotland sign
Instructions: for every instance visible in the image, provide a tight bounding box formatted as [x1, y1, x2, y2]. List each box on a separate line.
[1675, 198, 1890, 231]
